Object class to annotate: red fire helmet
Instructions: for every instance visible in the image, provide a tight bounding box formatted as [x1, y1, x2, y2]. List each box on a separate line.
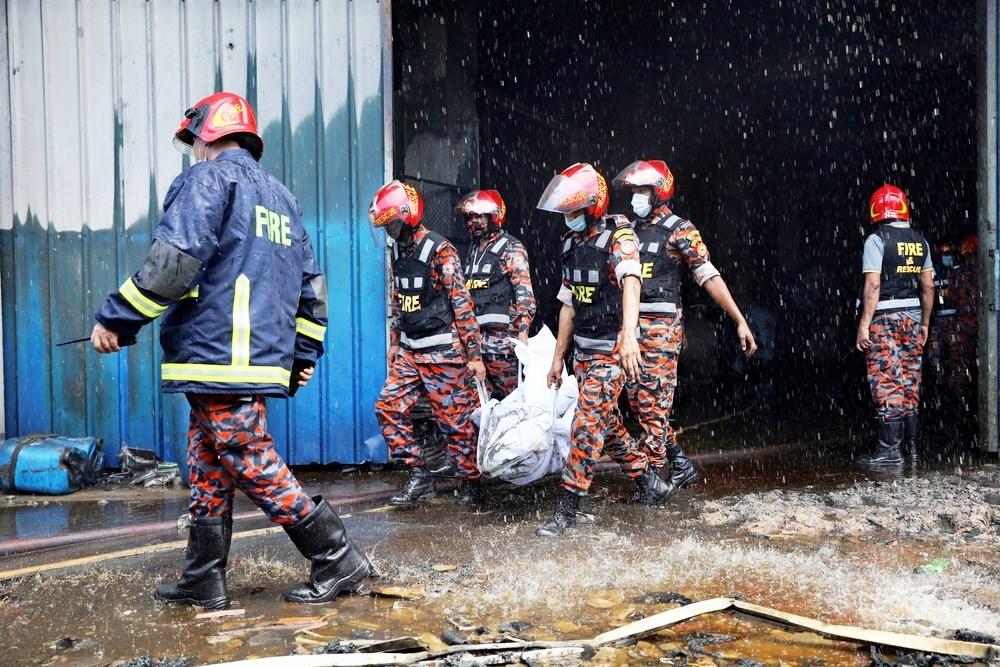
[612, 160, 675, 203]
[457, 189, 507, 227]
[869, 183, 910, 224]
[368, 180, 424, 229]
[960, 233, 978, 257]
[536, 163, 609, 220]
[174, 92, 263, 161]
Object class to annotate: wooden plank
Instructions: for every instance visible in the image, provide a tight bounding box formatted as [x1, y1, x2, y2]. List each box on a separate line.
[731, 599, 1000, 660]
[592, 596, 735, 646]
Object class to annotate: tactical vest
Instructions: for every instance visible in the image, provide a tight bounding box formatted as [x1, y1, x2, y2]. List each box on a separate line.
[562, 222, 622, 353]
[871, 224, 929, 314]
[392, 231, 456, 351]
[634, 212, 685, 316]
[933, 271, 955, 317]
[464, 233, 516, 330]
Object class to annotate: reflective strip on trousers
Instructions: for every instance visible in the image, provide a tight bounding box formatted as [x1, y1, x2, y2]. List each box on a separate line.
[639, 301, 678, 314]
[876, 297, 920, 311]
[476, 313, 511, 327]
[400, 331, 455, 349]
[574, 334, 616, 353]
[936, 308, 957, 316]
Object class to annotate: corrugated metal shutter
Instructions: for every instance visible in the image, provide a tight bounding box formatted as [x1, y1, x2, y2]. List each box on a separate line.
[0, 0, 389, 466]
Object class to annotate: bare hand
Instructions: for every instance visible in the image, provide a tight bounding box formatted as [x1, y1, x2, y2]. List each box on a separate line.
[918, 324, 929, 347]
[469, 360, 486, 383]
[91, 322, 121, 354]
[547, 356, 565, 389]
[518, 331, 530, 345]
[736, 322, 757, 357]
[856, 321, 872, 351]
[297, 365, 315, 387]
[618, 331, 641, 382]
[387, 345, 400, 366]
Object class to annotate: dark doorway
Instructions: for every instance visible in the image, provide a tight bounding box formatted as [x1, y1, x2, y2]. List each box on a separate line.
[392, 1, 979, 437]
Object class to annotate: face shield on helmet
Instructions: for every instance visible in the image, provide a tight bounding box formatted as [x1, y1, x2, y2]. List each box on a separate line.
[368, 180, 424, 247]
[612, 160, 675, 206]
[457, 190, 505, 239]
[536, 163, 609, 225]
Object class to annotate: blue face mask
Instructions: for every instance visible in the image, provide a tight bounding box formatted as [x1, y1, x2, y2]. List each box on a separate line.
[941, 255, 956, 269]
[564, 213, 587, 233]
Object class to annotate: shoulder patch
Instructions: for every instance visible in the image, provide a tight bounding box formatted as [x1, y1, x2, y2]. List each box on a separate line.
[607, 214, 631, 230]
[618, 237, 638, 256]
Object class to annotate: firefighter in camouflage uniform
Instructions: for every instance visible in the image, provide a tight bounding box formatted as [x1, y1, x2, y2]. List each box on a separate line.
[948, 233, 980, 436]
[856, 183, 934, 468]
[611, 160, 757, 494]
[370, 180, 487, 507]
[458, 189, 536, 399]
[92, 92, 372, 609]
[534, 163, 672, 537]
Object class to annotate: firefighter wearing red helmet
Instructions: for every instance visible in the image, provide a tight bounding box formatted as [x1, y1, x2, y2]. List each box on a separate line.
[611, 160, 756, 495]
[91, 92, 371, 609]
[534, 162, 671, 537]
[856, 184, 934, 467]
[945, 232, 980, 434]
[458, 189, 536, 399]
[370, 180, 487, 506]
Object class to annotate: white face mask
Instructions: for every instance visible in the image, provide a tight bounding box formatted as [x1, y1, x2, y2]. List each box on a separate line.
[564, 212, 587, 233]
[631, 192, 652, 218]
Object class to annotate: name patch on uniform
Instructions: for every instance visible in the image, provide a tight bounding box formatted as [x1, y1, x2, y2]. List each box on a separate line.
[399, 293, 422, 312]
[467, 278, 490, 290]
[572, 284, 596, 304]
[254, 205, 292, 246]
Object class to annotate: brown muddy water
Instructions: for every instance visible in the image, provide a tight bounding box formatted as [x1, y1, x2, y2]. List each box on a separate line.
[2, 455, 999, 666]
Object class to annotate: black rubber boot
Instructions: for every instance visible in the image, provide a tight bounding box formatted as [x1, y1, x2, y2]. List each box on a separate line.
[154, 516, 230, 610]
[455, 479, 481, 506]
[634, 468, 673, 505]
[283, 497, 373, 604]
[666, 445, 699, 490]
[902, 413, 919, 468]
[536, 490, 581, 537]
[422, 436, 456, 477]
[220, 513, 233, 568]
[858, 417, 904, 467]
[388, 465, 436, 506]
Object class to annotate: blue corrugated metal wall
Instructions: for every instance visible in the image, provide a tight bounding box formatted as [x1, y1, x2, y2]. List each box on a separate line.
[0, 0, 388, 467]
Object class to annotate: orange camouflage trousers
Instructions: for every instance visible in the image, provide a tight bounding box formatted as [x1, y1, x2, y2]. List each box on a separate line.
[626, 315, 683, 468]
[374, 351, 480, 479]
[866, 312, 924, 420]
[187, 395, 314, 526]
[561, 353, 648, 494]
[484, 353, 519, 399]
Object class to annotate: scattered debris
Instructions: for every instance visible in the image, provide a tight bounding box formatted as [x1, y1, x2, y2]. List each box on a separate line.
[440, 629, 468, 645]
[432, 563, 458, 572]
[195, 608, 245, 621]
[371, 585, 426, 600]
[916, 558, 952, 574]
[113, 658, 195, 667]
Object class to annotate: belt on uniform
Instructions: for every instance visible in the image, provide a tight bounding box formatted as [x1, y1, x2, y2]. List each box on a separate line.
[400, 331, 454, 349]
[875, 297, 920, 311]
[639, 302, 678, 314]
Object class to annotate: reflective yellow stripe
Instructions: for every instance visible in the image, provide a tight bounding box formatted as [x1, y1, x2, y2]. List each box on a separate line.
[119, 277, 167, 319]
[231, 274, 251, 366]
[295, 317, 326, 342]
[161, 363, 290, 385]
[182, 286, 200, 299]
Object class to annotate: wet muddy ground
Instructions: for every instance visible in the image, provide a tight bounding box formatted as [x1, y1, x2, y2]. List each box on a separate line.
[2, 415, 998, 666]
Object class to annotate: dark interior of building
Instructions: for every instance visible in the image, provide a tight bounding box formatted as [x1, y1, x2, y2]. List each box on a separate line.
[392, 1, 979, 434]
